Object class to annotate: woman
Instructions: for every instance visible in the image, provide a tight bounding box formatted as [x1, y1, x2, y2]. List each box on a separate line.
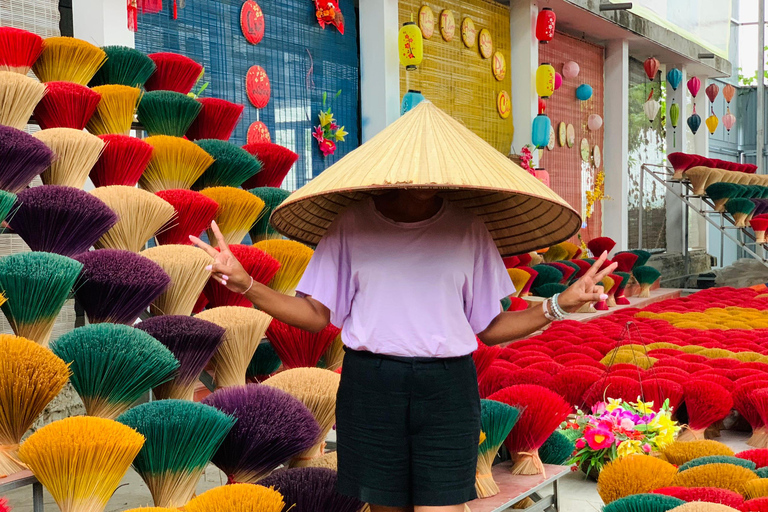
[191, 189, 616, 512]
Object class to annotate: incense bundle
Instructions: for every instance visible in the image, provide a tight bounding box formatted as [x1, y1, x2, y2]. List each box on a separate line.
[737, 449, 768, 469]
[614, 271, 632, 305]
[476, 399, 521, 498]
[137, 315, 225, 400]
[18, 416, 144, 512]
[90, 134, 153, 187]
[145, 52, 203, 94]
[543, 244, 568, 262]
[671, 463, 758, 494]
[200, 187, 265, 245]
[141, 245, 214, 316]
[304, 451, 338, 470]
[678, 456, 756, 473]
[0, 71, 47, 129]
[242, 142, 299, 188]
[539, 431, 576, 465]
[602, 495, 685, 512]
[587, 236, 616, 258]
[91, 185, 176, 252]
[192, 140, 262, 190]
[51, 323, 178, 419]
[0, 125, 54, 192]
[33, 81, 101, 130]
[184, 483, 285, 512]
[203, 244, 280, 307]
[254, 240, 314, 296]
[248, 341, 283, 382]
[33, 128, 105, 187]
[154, 189, 219, 245]
[662, 441, 735, 465]
[742, 498, 768, 511]
[86, 85, 142, 135]
[73, 249, 170, 324]
[0, 27, 43, 74]
[248, 187, 291, 242]
[478, 366, 553, 398]
[196, 306, 272, 388]
[32, 37, 106, 84]
[0, 190, 16, 225]
[139, 135, 215, 192]
[472, 343, 502, 380]
[202, 384, 320, 483]
[613, 252, 639, 272]
[643, 377, 684, 411]
[266, 320, 340, 369]
[669, 504, 743, 512]
[0, 334, 70, 475]
[264, 368, 341, 465]
[597, 455, 678, 504]
[653, 487, 744, 509]
[0, 252, 82, 346]
[752, 216, 768, 244]
[633, 265, 661, 298]
[117, 400, 235, 507]
[707, 183, 743, 212]
[726, 198, 756, 228]
[259, 467, 366, 512]
[186, 97, 244, 141]
[9, 186, 118, 256]
[678, 381, 733, 441]
[89, 45, 156, 88]
[137, 91, 202, 137]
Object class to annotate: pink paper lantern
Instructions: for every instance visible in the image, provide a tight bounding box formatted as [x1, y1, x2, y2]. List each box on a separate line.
[554, 72, 562, 90]
[723, 109, 736, 133]
[687, 76, 701, 98]
[563, 61, 579, 79]
[588, 114, 603, 131]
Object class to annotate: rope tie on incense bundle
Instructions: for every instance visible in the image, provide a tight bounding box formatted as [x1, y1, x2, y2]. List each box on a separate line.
[0, 443, 27, 475]
[516, 452, 546, 477]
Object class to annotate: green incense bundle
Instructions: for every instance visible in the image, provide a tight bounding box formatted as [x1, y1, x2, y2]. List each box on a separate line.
[247, 341, 283, 382]
[191, 139, 262, 190]
[476, 399, 520, 498]
[539, 430, 576, 465]
[706, 182, 743, 212]
[534, 283, 567, 298]
[678, 455, 756, 472]
[632, 265, 661, 298]
[0, 251, 82, 346]
[137, 91, 202, 137]
[529, 264, 563, 296]
[0, 190, 16, 223]
[602, 493, 684, 512]
[725, 197, 756, 228]
[248, 187, 291, 242]
[50, 323, 179, 419]
[500, 296, 512, 312]
[117, 399, 235, 508]
[89, 46, 156, 88]
[558, 260, 581, 284]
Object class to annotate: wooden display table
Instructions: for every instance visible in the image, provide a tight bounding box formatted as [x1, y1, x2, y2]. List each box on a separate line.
[0, 470, 43, 512]
[467, 463, 570, 512]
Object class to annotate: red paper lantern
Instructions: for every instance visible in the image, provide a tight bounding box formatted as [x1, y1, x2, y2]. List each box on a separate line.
[644, 57, 660, 81]
[246, 65, 271, 109]
[240, 0, 265, 45]
[247, 121, 271, 144]
[538, 97, 546, 115]
[535, 8, 556, 44]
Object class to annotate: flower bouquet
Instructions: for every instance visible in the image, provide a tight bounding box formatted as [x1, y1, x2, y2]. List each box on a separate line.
[313, 90, 348, 157]
[564, 398, 679, 480]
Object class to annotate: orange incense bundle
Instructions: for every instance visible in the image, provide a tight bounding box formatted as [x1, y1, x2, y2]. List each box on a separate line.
[253, 239, 314, 296]
[0, 27, 43, 74]
[186, 98, 244, 141]
[32, 37, 106, 85]
[241, 142, 299, 188]
[33, 81, 101, 130]
[203, 244, 280, 307]
[752, 216, 768, 244]
[145, 52, 203, 94]
[199, 186, 265, 245]
[90, 134, 153, 187]
[265, 319, 340, 369]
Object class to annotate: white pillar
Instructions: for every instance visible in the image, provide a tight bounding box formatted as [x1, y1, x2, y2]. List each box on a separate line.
[359, 0, 401, 142]
[602, 40, 629, 250]
[509, 0, 537, 152]
[665, 66, 688, 254]
[71, 0, 134, 47]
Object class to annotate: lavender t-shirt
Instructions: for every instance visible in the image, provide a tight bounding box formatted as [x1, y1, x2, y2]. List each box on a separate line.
[296, 197, 515, 358]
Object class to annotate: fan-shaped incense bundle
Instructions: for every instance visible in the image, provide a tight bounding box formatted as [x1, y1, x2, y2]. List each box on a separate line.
[653, 487, 744, 509]
[265, 368, 341, 465]
[614, 271, 632, 305]
[91, 185, 176, 252]
[137, 315, 225, 400]
[117, 399, 235, 507]
[633, 265, 661, 298]
[242, 142, 299, 188]
[0, 252, 82, 346]
[139, 135, 215, 192]
[643, 377, 684, 411]
[587, 236, 616, 258]
[141, 245, 213, 316]
[679, 381, 733, 441]
[196, 306, 273, 388]
[478, 366, 553, 398]
[669, 504, 741, 512]
[597, 455, 678, 504]
[73, 249, 170, 324]
[476, 399, 520, 498]
[0, 190, 16, 225]
[304, 451, 338, 470]
[254, 240, 314, 296]
[202, 384, 320, 483]
[707, 183, 743, 212]
[266, 320, 340, 369]
[539, 430, 576, 466]
[249, 187, 291, 242]
[662, 441, 735, 466]
[0, 27, 43, 74]
[0, 334, 70, 475]
[51, 323, 178, 419]
[33, 127, 105, 187]
[0, 125, 54, 192]
[602, 494, 685, 512]
[582, 376, 642, 408]
[186, 97, 244, 141]
[507, 268, 532, 298]
[192, 140, 262, 190]
[200, 187, 265, 245]
[535, 282, 567, 298]
[733, 381, 768, 448]
[679, 456, 755, 473]
[259, 467, 366, 512]
[10, 186, 117, 256]
[672, 463, 758, 494]
[752, 217, 768, 244]
[18, 416, 144, 512]
[613, 252, 639, 272]
[32, 37, 106, 84]
[86, 84, 142, 135]
[138, 91, 202, 137]
[0, 71, 47, 129]
[726, 198, 756, 228]
[145, 53, 203, 94]
[203, 244, 280, 307]
[33, 81, 101, 130]
[89, 45, 156, 88]
[184, 483, 285, 512]
[247, 341, 283, 382]
[90, 134, 153, 187]
[543, 244, 568, 262]
[154, 189, 218, 245]
[737, 449, 768, 469]
[472, 343, 502, 380]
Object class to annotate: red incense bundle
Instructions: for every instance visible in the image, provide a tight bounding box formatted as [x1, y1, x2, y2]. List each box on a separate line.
[0, 27, 43, 74]
[33, 81, 101, 130]
[90, 134, 153, 188]
[265, 319, 340, 369]
[678, 380, 733, 441]
[144, 52, 203, 94]
[752, 216, 768, 244]
[241, 143, 299, 189]
[154, 189, 219, 245]
[587, 236, 616, 258]
[186, 98, 244, 141]
[203, 245, 280, 308]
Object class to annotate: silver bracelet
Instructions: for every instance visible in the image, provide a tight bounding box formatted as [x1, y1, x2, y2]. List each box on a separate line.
[551, 293, 569, 320]
[542, 299, 556, 321]
[241, 276, 254, 295]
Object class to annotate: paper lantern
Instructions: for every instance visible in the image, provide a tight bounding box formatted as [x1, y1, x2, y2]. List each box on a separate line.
[667, 68, 682, 91]
[401, 90, 425, 115]
[644, 57, 660, 81]
[247, 121, 271, 143]
[576, 84, 592, 101]
[706, 83, 720, 103]
[554, 72, 562, 90]
[588, 114, 603, 131]
[240, 0, 265, 45]
[723, 84, 736, 104]
[643, 90, 660, 123]
[563, 61, 579, 79]
[538, 97, 546, 115]
[536, 63, 556, 98]
[688, 76, 701, 98]
[723, 107, 736, 133]
[688, 106, 701, 135]
[532, 114, 552, 149]
[398, 22, 423, 71]
[246, 65, 271, 109]
[669, 102, 680, 146]
[706, 112, 719, 135]
[536, 8, 556, 44]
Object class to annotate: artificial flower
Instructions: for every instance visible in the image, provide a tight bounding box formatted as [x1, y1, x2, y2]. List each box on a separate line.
[329, 122, 339, 130]
[335, 126, 348, 142]
[313, 126, 325, 142]
[606, 398, 623, 412]
[642, 443, 652, 453]
[634, 399, 655, 415]
[319, 138, 336, 156]
[592, 402, 607, 415]
[319, 110, 335, 127]
[584, 427, 615, 450]
[617, 440, 644, 458]
[575, 438, 586, 450]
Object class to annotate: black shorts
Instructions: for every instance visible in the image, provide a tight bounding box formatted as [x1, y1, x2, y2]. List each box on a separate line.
[335, 348, 481, 507]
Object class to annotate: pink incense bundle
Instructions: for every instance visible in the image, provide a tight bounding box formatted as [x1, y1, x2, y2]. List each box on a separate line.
[265, 319, 340, 369]
[0, 27, 43, 74]
[587, 236, 616, 258]
[203, 244, 280, 308]
[90, 134, 153, 188]
[472, 343, 502, 380]
[678, 380, 732, 441]
[186, 98, 244, 141]
[144, 52, 203, 94]
[241, 143, 299, 189]
[154, 189, 219, 245]
[33, 81, 101, 130]
[752, 216, 768, 244]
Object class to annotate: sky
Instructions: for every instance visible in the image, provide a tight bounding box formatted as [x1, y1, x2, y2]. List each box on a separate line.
[739, 0, 765, 82]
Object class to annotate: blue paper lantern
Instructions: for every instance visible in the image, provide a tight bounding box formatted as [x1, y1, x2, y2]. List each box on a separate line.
[666, 68, 682, 91]
[576, 84, 593, 101]
[687, 112, 702, 135]
[532, 114, 552, 149]
[401, 90, 425, 115]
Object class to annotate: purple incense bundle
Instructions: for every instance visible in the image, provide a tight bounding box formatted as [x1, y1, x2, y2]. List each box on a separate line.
[137, 315, 225, 400]
[9, 186, 118, 256]
[202, 384, 320, 484]
[0, 124, 54, 193]
[259, 467, 366, 512]
[752, 198, 768, 218]
[73, 249, 170, 325]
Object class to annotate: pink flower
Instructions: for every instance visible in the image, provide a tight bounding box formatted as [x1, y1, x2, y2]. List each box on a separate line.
[312, 126, 325, 142]
[329, 122, 339, 130]
[592, 402, 607, 415]
[620, 418, 635, 430]
[584, 427, 615, 450]
[319, 138, 336, 156]
[642, 443, 652, 453]
[575, 438, 586, 450]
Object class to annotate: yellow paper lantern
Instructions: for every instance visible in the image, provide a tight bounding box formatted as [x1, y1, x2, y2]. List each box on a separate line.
[706, 112, 719, 135]
[398, 22, 424, 71]
[536, 63, 556, 98]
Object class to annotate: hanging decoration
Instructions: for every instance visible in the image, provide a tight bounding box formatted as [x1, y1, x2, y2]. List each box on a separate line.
[666, 68, 682, 91]
[128, 0, 138, 32]
[398, 22, 424, 71]
[535, 8, 556, 44]
[401, 90, 425, 115]
[247, 121, 271, 143]
[440, 10, 456, 42]
[497, 90, 511, 119]
[687, 76, 701, 98]
[558, 122, 566, 147]
[418, 5, 435, 39]
[706, 108, 719, 135]
[723, 83, 736, 104]
[723, 108, 736, 133]
[532, 113, 552, 149]
[566, 124, 575, 147]
[538, 97, 546, 114]
[643, 57, 660, 81]
[240, 0, 265, 45]
[562, 61, 579, 79]
[576, 84, 593, 101]
[314, 0, 345, 34]
[313, 90, 346, 157]
[643, 89, 660, 123]
[593, 145, 601, 169]
[478, 29, 493, 59]
[706, 83, 720, 103]
[669, 102, 680, 145]
[492, 51, 506, 81]
[580, 138, 590, 162]
[587, 114, 603, 131]
[554, 72, 562, 91]
[585, 170, 605, 220]
[547, 127, 555, 150]
[461, 17, 477, 48]
[687, 104, 702, 135]
[536, 63, 556, 98]
[246, 65, 271, 109]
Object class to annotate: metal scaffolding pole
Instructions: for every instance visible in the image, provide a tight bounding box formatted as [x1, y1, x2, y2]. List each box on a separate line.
[759, 0, 766, 173]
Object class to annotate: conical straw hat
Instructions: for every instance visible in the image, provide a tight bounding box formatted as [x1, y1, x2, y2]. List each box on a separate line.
[272, 101, 581, 256]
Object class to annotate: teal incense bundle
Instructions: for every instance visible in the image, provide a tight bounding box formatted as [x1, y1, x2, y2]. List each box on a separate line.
[192, 139, 262, 190]
[89, 45, 156, 88]
[247, 341, 282, 382]
[476, 399, 521, 498]
[137, 91, 203, 137]
[248, 187, 291, 242]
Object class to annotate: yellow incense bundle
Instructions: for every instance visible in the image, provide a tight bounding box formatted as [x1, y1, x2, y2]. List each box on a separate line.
[32, 128, 105, 188]
[141, 245, 213, 316]
[139, 135, 214, 193]
[86, 85, 142, 136]
[0, 71, 47, 129]
[184, 483, 285, 512]
[253, 239, 314, 296]
[200, 187, 265, 246]
[32, 37, 107, 85]
[322, 333, 344, 371]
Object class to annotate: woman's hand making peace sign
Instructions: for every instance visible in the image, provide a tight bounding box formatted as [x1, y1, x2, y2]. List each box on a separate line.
[557, 251, 619, 312]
